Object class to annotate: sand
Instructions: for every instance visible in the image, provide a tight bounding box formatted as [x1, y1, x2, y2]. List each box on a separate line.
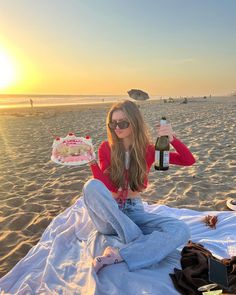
[0, 96, 235, 278]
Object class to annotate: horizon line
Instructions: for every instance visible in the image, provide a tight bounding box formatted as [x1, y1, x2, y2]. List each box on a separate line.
[0, 93, 232, 98]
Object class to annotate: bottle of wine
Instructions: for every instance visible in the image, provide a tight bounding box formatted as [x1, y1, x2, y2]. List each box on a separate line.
[154, 117, 170, 171]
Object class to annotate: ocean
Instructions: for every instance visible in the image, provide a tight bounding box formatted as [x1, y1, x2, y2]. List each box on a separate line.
[0, 94, 163, 108]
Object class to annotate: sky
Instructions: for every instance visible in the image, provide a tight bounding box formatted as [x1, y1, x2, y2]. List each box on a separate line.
[0, 0, 235, 96]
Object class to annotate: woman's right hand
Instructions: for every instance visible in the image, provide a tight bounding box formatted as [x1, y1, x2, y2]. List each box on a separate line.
[156, 123, 176, 142]
[89, 159, 97, 165]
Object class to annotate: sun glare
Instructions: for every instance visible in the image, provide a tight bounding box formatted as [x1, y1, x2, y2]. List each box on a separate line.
[0, 48, 16, 90]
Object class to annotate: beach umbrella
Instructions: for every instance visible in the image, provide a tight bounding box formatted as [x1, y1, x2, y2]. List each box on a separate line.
[127, 89, 150, 101]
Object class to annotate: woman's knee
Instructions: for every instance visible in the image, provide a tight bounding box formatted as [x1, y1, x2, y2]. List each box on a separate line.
[83, 179, 101, 202]
[83, 178, 103, 192]
[83, 179, 109, 204]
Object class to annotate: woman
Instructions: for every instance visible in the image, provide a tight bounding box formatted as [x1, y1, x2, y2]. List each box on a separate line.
[84, 100, 195, 273]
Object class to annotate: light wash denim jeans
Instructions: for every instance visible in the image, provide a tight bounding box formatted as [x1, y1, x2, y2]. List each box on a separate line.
[83, 179, 190, 271]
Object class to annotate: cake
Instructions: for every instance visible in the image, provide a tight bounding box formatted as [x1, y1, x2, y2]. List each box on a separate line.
[51, 133, 95, 166]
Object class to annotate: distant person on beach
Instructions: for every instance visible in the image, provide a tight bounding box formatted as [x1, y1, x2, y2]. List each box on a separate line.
[84, 100, 195, 273]
[182, 97, 188, 104]
[30, 99, 34, 109]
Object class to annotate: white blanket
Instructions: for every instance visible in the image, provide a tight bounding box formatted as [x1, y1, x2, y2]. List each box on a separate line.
[0, 197, 236, 295]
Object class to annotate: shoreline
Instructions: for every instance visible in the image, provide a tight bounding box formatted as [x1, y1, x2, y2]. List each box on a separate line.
[0, 95, 232, 111]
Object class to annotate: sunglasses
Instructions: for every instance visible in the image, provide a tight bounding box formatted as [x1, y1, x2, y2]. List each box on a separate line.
[108, 120, 130, 130]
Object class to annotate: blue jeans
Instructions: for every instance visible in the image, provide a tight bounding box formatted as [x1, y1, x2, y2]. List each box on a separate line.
[83, 179, 190, 271]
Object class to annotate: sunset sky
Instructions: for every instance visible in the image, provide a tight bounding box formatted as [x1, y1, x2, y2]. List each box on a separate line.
[0, 0, 235, 96]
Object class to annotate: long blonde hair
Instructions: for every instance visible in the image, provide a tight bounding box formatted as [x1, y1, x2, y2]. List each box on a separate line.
[106, 100, 151, 191]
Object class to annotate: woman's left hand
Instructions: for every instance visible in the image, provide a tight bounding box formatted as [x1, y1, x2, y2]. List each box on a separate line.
[156, 123, 176, 142]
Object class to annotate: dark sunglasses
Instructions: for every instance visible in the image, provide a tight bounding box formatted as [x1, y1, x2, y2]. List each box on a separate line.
[108, 120, 130, 130]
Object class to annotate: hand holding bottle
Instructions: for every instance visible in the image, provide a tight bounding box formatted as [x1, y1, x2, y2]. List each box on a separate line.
[156, 123, 175, 142]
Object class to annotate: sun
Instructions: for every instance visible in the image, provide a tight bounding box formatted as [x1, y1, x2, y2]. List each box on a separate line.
[0, 48, 16, 90]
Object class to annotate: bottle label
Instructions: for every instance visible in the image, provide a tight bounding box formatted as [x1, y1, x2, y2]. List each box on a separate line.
[155, 151, 160, 167]
[155, 151, 169, 168]
[163, 151, 169, 167]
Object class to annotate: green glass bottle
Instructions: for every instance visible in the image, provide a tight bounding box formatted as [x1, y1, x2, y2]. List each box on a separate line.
[154, 117, 170, 171]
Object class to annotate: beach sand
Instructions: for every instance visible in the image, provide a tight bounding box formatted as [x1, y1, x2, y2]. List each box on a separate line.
[0, 96, 235, 278]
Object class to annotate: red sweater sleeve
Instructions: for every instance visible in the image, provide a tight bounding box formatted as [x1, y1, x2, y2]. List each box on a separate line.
[90, 141, 118, 192]
[169, 137, 196, 166]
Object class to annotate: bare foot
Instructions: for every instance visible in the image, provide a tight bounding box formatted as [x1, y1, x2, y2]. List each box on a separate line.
[92, 246, 123, 273]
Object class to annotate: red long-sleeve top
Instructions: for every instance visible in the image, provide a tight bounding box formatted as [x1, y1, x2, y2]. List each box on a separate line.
[90, 137, 195, 193]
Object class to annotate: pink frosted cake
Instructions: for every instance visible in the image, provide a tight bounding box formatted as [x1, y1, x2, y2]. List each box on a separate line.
[51, 133, 95, 166]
